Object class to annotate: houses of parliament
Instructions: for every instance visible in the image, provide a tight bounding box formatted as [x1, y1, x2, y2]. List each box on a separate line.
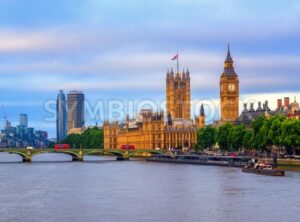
[104, 47, 240, 150]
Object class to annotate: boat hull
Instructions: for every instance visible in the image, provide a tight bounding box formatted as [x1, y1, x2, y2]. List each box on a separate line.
[242, 167, 285, 176]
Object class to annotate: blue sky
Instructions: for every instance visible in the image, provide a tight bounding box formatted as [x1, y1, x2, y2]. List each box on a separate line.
[0, 0, 299, 138]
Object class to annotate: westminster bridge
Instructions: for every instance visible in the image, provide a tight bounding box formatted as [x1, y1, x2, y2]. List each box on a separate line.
[0, 148, 162, 162]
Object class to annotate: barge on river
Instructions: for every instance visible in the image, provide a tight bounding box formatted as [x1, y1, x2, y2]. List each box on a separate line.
[242, 167, 285, 176]
[242, 161, 285, 176]
[146, 154, 250, 167]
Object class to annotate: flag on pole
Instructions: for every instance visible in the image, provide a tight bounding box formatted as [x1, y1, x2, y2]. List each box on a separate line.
[171, 53, 178, 60]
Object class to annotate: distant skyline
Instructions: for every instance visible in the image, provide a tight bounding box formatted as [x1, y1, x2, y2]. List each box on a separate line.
[0, 0, 299, 137]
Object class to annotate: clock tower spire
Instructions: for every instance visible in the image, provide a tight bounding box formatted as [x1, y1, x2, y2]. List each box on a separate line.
[220, 44, 239, 123]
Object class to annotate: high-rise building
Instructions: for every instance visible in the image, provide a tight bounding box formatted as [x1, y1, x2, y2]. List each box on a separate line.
[56, 90, 67, 142]
[220, 45, 239, 123]
[4, 119, 11, 130]
[0, 115, 49, 148]
[67, 90, 85, 133]
[19, 114, 28, 128]
[166, 68, 190, 120]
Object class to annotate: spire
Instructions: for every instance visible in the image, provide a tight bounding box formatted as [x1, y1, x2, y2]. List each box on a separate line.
[223, 44, 236, 75]
[293, 96, 299, 105]
[186, 68, 190, 78]
[166, 69, 170, 80]
[225, 43, 233, 63]
[167, 112, 173, 126]
[182, 69, 186, 79]
[170, 68, 174, 77]
[200, 104, 205, 116]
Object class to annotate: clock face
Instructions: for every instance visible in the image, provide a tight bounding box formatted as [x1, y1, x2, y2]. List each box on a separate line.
[228, 83, 236, 92]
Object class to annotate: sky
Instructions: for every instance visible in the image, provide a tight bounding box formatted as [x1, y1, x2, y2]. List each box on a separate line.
[0, 0, 299, 138]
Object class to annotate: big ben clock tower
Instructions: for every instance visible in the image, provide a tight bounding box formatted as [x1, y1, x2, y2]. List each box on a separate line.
[220, 45, 239, 123]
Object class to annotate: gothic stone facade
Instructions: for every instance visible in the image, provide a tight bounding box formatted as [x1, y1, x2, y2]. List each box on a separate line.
[220, 46, 239, 123]
[103, 110, 198, 150]
[103, 68, 205, 150]
[166, 69, 190, 120]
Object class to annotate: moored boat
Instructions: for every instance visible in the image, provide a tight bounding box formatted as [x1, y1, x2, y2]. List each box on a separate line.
[242, 167, 285, 176]
[242, 161, 285, 176]
[146, 154, 250, 167]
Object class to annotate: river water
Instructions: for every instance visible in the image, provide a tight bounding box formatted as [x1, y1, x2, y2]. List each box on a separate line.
[0, 153, 299, 222]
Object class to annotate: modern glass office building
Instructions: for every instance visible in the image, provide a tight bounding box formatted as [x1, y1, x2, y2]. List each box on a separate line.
[19, 114, 28, 128]
[67, 90, 85, 132]
[56, 90, 67, 142]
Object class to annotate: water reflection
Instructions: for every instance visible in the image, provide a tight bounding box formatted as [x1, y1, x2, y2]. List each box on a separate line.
[0, 157, 299, 222]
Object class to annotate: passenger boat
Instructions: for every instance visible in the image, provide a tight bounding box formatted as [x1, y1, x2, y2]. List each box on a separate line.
[242, 162, 285, 176]
[146, 154, 250, 167]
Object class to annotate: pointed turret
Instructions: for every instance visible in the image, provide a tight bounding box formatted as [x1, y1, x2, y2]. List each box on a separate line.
[167, 112, 173, 126]
[223, 44, 236, 76]
[186, 68, 190, 79]
[170, 68, 174, 79]
[294, 96, 298, 104]
[200, 104, 205, 116]
[225, 44, 233, 63]
[166, 69, 170, 82]
[182, 69, 186, 80]
[176, 70, 180, 79]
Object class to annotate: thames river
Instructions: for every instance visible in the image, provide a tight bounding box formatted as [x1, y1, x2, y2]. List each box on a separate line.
[0, 153, 299, 222]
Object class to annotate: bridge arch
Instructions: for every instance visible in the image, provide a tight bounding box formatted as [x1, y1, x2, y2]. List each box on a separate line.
[31, 152, 76, 161]
[102, 149, 162, 160]
[2, 150, 31, 162]
[129, 150, 162, 157]
[85, 150, 104, 156]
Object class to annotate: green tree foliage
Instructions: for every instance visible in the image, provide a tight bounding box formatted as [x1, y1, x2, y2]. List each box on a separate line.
[48, 141, 55, 148]
[242, 129, 253, 150]
[281, 119, 300, 154]
[216, 123, 233, 151]
[268, 115, 287, 148]
[228, 124, 246, 151]
[60, 127, 103, 149]
[61, 134, 81, 148]
[252, 115, 266, 150]
[196, 115, 300, 153]
[197, 126, 216, 150]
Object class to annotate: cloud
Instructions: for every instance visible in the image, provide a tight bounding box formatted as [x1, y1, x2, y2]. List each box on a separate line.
[0, 0, 300, 138]
[0, 28, 80, 53]
[0, 51, 298, 95]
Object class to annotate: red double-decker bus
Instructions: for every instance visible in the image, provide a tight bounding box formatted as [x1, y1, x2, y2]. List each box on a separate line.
[54, 144, 70, 150]
[120, 144, 135, 150]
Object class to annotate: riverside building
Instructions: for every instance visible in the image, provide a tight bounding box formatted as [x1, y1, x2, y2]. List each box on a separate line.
[104, 66, 205, 151]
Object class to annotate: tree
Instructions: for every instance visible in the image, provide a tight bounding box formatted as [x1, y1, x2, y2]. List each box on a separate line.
[252, 115, 266, 150]
[216, 123, 233, 151]
[281, 119, 300, 155]
[48, 141, 55, 148]
[60, 127, 104, 149]
[228, 125, 246, 151]
[242, 129, 253, 150]
[81, 127, 104, 149]
[197, 126, 216, 150]
[252, 115, 273, 151]
[268, 115, 286, 151]
[61, 134, 81, 148]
